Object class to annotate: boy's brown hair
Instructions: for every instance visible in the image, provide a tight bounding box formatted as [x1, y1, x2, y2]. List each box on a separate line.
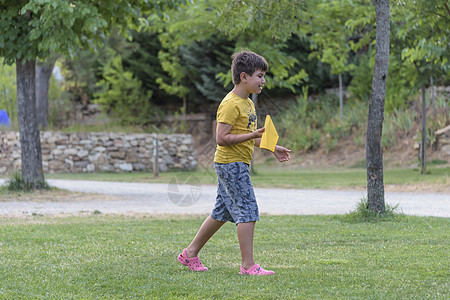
[231, 50, 268, 85]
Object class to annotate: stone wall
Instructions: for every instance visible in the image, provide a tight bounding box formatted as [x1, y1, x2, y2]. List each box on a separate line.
[0, 131, 197, 174]
[435, 125, 450, 157]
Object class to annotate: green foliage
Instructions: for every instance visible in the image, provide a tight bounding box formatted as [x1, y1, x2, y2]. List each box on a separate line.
[0, 59, 17, 128]
[284, 35, 335, 94]
[157, 38, 233, 104]
[156, 49, 190, 99]
[278, 91, 338, 152]
[301, 0, 449, 113]
[60, 29, 142, 105]
[428, 159, 448, 166]
[3, 0, 447, 130]
[0, 0, 180, 63]
[302, 0, 373, 75]
[348, 53, 373, 102]
[394, 0, 449, 71]
[277, 89, 366, 153]
[381, 113, 398, 149]
[416, 128, 438, 149]
[153, 0, 308, 102]
[3, 171, 51, 192]
[214, 0, 305, 39]
[47, 70, 72, 128]
[392, 108, 415, 134]
[93, 55, 158, 125]
[384, 54, 419, 112]
[349, 51, 421, 113]
[122, 30, 171, 96]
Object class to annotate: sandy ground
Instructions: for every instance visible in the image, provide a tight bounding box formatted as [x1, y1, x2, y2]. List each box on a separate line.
[0, 179, 448, 218]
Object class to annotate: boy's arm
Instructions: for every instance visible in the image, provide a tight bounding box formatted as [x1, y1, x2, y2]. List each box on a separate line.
[216, 122, 265, 146]
[255, 138, 291, 163]
[254, 138, 261, 147]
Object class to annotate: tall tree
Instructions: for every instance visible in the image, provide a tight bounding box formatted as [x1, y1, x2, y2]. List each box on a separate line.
[0, 0, 180, 188]
[366, 0, 390, 213]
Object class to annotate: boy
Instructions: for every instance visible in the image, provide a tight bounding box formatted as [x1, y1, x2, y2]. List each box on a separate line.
[177, 50, 291, 275]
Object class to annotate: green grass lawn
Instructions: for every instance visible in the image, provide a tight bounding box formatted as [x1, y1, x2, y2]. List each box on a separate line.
[42, 165, 450, 190]
[0, 215, 448, 299]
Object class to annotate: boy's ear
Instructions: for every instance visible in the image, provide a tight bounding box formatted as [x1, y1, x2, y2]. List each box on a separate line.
[239, 72, 248, 83]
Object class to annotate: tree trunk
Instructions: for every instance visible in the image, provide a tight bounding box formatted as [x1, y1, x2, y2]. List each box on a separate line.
[430, 76, 436, 119]
[339, 73, 343, 121]
[421, 86, 426, 174]
[16, 58, 45, 188]
[35, 60, 56, 130]
[366, 0, 390, 214]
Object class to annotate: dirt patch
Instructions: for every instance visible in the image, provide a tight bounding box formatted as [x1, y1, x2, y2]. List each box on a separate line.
[251, 132, 448, 169]
[0, 189, 123, 203]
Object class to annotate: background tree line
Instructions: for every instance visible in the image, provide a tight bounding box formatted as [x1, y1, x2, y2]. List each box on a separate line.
[2, 0, 448, 129]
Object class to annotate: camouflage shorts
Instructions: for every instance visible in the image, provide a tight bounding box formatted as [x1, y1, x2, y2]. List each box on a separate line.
[211, 162, 259, 224]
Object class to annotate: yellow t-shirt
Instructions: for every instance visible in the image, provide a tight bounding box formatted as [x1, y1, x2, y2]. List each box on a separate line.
[214, 92, 257, 165]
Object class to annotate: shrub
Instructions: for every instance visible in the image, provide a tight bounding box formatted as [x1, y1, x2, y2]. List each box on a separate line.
[341, 198, 403, 223]
[94, 55, 160, 126]
[393, 108, 415, 134]
[3, 172, 52, 192]
[381, 113, 397, 149]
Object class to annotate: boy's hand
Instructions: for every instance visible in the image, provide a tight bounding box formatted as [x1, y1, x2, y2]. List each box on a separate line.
[273, 145, 291, 162]
[252, 127, 265, 139]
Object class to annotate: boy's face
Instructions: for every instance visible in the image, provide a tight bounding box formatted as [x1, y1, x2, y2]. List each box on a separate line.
[242, 70, 266, 94]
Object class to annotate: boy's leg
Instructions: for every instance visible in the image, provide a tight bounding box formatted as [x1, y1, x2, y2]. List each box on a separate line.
[186, 216, 225, 258]
[237, 221, 256, 270]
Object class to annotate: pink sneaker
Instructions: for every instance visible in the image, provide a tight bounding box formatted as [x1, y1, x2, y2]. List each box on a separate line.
[239, 264, 274, 276]
[177, 248, 208, 271]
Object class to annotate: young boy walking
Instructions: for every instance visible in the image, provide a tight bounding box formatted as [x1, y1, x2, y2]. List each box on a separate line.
[177, 50, 291, 275]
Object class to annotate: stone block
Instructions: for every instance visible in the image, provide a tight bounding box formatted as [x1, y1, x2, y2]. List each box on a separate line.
[64, 148, 78, 156]
[442, 145, 450, 156]
[74, 161, 89, 169]
[119, 163, 133, 171]
[110, 151, 126, 159]
[98, 164, 113, 172]
[93, 146, 107, 152]
[87, 163, 95, 172]
[77, 150, 89, 158]
[133, 163, 147, 171]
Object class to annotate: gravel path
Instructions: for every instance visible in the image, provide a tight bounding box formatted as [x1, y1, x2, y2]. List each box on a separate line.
[0, 179, 448, 217]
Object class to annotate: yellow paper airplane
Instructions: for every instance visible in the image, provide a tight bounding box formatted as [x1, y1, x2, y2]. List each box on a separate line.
[260, 115, 279, 152]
